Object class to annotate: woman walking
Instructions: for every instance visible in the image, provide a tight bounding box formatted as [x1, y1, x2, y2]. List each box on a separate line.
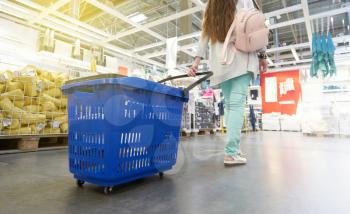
[188, 0, 268, 166]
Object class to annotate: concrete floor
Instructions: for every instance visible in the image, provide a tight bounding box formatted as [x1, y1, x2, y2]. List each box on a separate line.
[1, 132, 350, 214]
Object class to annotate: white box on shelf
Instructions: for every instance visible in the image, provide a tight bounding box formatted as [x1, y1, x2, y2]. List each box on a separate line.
[262, 113, 281, 131]
[280, 115, 301, 132]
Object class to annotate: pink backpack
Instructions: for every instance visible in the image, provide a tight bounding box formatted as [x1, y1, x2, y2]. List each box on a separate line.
[222, 8, 269, 65]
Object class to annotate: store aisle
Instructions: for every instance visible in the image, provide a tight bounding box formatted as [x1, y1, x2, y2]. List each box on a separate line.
[1, 132, 350, 214]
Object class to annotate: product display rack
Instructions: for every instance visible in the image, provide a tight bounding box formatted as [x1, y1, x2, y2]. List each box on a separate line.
[0, 65, 71, 153]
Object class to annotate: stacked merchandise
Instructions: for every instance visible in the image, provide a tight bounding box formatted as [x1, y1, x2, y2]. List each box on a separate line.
[0, 65, 68, 135]
[262, 113, 301, 132]
[262, 113, 281, 131]
[335, 102, 350, 135]
[301, 102, 338, 134]
[181, 89, 219, 133]
[280, 114, 301, 131]
[195, 97, 215, 131]
[302, 101, 350, 135]
[301, 81, 350, 135]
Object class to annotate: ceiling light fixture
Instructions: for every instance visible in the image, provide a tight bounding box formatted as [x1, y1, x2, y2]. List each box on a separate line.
[128, 13, 148, 23]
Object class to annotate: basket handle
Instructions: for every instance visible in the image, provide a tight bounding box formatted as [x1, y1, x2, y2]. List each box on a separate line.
[158, 71, 213, 94]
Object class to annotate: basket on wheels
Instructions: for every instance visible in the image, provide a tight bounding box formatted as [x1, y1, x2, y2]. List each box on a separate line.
[62, 72, 212, 194]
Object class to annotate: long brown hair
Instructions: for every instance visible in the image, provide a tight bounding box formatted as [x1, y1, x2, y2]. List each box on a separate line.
[202, 0, 238, 43]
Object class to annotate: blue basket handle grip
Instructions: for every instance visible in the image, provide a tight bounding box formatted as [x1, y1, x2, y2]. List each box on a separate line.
[158, 71, 213, 94]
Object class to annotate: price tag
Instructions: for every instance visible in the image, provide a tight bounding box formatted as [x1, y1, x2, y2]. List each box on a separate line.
[51, 121, 61, 128]
[2, 119, 12, 127]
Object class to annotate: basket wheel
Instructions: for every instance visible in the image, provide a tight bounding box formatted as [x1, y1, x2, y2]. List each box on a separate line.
[159, 172, 164, 179]
[104, 187, 113, 195]
[77, 180, 85, 187]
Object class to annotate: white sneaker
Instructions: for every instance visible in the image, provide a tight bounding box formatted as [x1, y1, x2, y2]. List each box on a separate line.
[237, 150, 245, 157]
[224, 154, 247, 166]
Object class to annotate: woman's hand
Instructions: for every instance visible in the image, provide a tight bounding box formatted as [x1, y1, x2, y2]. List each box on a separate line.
[188, 63, 198, 77]
[187, 57, 201, 77]
[259, 59, 268, 73]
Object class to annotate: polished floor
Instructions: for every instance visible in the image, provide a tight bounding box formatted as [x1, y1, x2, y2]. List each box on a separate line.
[1, 132, 350, 214]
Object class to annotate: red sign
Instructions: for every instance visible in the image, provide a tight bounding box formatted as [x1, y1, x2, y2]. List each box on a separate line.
[261, 70, 301, 115]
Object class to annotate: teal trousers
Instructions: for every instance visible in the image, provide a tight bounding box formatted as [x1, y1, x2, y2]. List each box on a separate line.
[220, 73, 252, 156]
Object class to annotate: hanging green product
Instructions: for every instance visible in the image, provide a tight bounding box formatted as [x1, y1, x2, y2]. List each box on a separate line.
[327, 32, 336, 76]
[316, 33, 324, 77]
[310, 33, 319, 77]
[320, 32, 330, 77]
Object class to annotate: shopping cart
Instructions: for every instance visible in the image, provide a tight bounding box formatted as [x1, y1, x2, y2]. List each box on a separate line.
[62, 72, 212, 194]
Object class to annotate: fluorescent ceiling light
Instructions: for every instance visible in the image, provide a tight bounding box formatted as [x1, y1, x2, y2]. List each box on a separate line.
[128, 13, 147, 23]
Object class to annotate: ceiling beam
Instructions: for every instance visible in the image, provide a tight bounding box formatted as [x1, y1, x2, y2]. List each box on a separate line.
[104, 5, 204, 42]
[133, 31, 201, 53]
[264, 4, 302, 19]
[85, 0, 165, 41]
[273, 59, 311, 67]
[144, 43, 197, 59]
[269, 17, 305, 30]
[301, 0, 313, 43]
[83, 0, 138, 24]
[145, 50, 166, 59]
[133, 41, 165, 52]
[178, 31, 201, 41]
[14, 0, 109, 37]
[267, 42, 310, 53]
[29, 0, 70, 24]
[14, 0, 132, 48]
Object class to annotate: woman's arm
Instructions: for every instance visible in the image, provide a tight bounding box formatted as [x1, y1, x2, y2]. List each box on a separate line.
[188, 35, 209, 76]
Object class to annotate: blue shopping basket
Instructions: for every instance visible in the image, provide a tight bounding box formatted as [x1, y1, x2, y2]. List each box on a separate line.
[62, 72, 212, 194]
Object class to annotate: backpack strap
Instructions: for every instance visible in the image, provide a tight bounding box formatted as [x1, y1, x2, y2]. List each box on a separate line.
[221, 15, 239, 65]
[252, 0, 261, 10]
[244, 0, 260, 10]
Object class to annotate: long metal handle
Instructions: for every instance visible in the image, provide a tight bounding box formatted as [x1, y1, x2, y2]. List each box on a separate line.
[158, 71, 213, 94]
